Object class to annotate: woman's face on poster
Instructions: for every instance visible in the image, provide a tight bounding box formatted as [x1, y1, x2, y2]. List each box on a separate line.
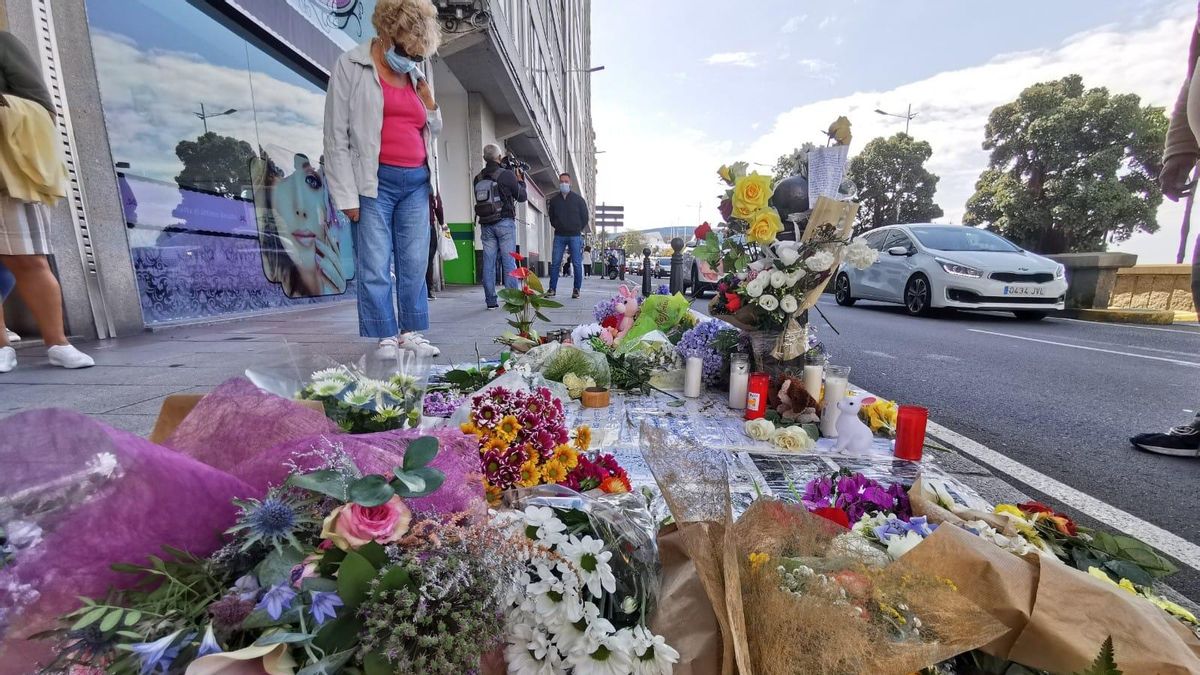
[273, 163, 327, 272]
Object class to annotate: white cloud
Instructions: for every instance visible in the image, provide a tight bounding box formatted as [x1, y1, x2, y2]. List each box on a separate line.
[797, 58, 837, 83]
[705, 51, 759, 68]
[818, 15, 836, 30]
[782, 15, 808, 33]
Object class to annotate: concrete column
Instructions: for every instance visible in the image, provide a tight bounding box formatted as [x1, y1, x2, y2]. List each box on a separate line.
[1048, 252, 1138, 310]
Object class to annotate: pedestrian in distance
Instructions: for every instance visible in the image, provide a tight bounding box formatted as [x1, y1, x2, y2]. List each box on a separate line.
[1130, 7, 1200, 457]
[583, 245, 593, 277]
[0, 30, 93, 373]
[323, 0, 442, 358]
[473, 144, 527, 309]
[547, 172, 590, 299]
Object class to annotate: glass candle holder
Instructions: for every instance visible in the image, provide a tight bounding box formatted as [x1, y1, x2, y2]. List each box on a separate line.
[819, 365, 851, 437]
[894, 405, 929, 461]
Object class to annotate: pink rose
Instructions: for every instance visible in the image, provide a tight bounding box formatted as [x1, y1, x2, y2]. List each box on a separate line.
[320, 494, 412, 551]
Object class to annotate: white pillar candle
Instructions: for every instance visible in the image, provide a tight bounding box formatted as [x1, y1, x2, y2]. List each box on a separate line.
[819, 365, 851, 438]
[728, 354, 749, 409]
[802, 365, 823, 403]
[684, 356, 703, 398]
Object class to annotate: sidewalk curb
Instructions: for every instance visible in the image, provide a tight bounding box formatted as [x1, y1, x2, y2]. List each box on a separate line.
[1057, 308, 1175, 325]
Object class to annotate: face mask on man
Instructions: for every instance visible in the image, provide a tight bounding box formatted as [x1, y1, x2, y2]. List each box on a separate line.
[385, 47, 422, 78]
[559, 183, 571, 194]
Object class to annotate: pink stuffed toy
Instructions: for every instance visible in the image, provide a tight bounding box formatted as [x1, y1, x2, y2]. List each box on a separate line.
[614, 285, 638, 339]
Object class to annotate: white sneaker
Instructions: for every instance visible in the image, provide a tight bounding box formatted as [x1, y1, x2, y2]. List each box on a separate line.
[4, 328, 19, 343]
[377, 337, 400, 359]
[397, 332, 440, 358]
[0, 346, 14, 373]
[47, 344, 94, 369]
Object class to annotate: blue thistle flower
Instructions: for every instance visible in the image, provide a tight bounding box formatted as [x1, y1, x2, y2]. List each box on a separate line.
[226, 490, 314, 553]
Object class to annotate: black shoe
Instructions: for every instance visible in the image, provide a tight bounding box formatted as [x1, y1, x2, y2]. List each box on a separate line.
[486, 304, 498, 310]
[572, 290, 580, 299]
[1130, 425, 1200, 457]
[546, 290, 556, 298]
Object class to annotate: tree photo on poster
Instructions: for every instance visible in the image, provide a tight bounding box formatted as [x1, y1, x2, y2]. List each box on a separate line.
[251, 149, 356, 298]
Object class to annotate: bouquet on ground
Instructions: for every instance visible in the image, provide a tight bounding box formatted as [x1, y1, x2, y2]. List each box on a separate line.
[40, 437, 528, 675]
[500, 487, 678, 674]
[300, 364, 425, 432]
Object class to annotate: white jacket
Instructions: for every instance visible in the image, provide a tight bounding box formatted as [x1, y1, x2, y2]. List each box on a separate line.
[322, 41, 442, 212]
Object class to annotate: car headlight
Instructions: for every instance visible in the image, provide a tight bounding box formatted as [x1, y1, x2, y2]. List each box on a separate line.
[1055, 265, 1066, 279]
[937, 259, 982, 278]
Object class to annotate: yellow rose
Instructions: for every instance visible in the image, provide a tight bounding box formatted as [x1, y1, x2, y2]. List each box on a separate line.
[718, 164, 733, 184]
[732, 173, 773, 219]
[745, 208, 783, 245]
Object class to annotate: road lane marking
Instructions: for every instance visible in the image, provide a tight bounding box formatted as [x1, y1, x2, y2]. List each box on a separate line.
[927, 420, 1200, 571]
[863, 350, 897, 359]
[967, 329, 1200, 368]
[1051, 317, 1200, 335]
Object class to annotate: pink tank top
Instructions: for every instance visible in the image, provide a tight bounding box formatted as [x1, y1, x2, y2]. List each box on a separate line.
[379, 78, 428, 168]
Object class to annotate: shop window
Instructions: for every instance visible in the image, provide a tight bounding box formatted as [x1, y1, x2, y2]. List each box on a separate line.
[86, 0, 355, 325]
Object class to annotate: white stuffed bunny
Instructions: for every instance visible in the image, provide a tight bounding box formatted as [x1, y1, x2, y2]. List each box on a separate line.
[833, 395, 876, 454]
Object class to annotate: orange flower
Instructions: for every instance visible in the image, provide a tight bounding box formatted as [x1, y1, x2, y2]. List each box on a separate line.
[460, 422, 479, 436]
[599, 474, 631, 494]
[574, 425, 592, 452]
[483, 480, 503, 505]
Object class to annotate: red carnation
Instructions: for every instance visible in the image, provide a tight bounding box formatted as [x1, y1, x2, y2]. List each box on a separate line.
[812, 506, 850, 529]
[694, 221, 712, 241]
[601, 315, 621, 331]
[724, 292, 742, 312]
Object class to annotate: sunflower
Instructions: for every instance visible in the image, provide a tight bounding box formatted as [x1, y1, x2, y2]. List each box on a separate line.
[540, 460, 569, 484]
[517, 456, 542, 488]
[551, 443, 579, 470]
[495, 415, 522, 443]
[573, 425, 592, 452]
[483, 480, 503, 506]
[482, 436, 509, 454]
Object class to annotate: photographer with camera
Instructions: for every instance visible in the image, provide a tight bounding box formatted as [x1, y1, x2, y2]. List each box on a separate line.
[473, 144, 527, 309]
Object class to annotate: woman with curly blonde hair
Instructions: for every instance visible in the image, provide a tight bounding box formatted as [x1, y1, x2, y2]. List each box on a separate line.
[323, 0, 442, 358]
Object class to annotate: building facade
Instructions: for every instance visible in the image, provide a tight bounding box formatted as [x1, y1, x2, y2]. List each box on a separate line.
[0, 0, 594, 338]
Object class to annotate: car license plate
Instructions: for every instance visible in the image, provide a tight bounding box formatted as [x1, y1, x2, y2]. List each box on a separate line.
[1002, 286, 1045, 296]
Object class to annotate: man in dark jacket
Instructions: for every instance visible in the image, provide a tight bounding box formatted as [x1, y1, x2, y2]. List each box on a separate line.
[547, 172, 590, 298]
[474, 144, 527, 309]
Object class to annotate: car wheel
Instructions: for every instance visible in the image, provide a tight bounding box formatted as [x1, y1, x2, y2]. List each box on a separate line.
[690, 265, 708, 299]
[903, 274, 932, 316]
[834, 273, 857, 306]
[1013, 310, 1047, 321]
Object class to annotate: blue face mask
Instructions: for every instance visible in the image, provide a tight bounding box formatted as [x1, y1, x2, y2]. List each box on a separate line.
[384, 48, 420, 76]
[559, 183, 571, 194]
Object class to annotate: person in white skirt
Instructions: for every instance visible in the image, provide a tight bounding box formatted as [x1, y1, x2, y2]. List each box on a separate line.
[0, 31, 92, 373]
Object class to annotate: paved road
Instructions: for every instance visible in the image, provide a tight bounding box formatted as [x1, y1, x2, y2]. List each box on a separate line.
[803, 296, 1200, 596]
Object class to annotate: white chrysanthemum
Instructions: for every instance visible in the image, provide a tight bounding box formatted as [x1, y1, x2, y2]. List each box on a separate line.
[758, 294, 779, 311]
[568, 629, 635, 675]
[572, 323, 604, 350]
[523, 506, 569, 546]
[744, 418, 775, 441]
[780, 294, 799, 314]
[775, 243, 800, 266]
[550, 601, 603, 655]
[745, 278, 765, 298]
[844, 238, 880, 270]
[560, 536, 617, 597]
[769, 269, 789, 289]
[89, 452, 120, 479]
[630, 626, 681, 675]
[506, 621, 562, 675]
[341, 386, 374, 407]
[311, 366, 352, 384]
[309, 380, 346, 398]
[529, 564, 585, 628]
[805, 250, 836, 272]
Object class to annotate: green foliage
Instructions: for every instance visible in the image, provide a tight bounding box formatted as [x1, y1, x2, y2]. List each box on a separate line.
[772, 145, 815, 183]
[288, 436, 446, 505]
[845, 133, 944, 234]
[1087, 531, 1177, 579]
[964, 74, 1167, 254]
[174, 131, 255, 196]
[1074, 637, 1122, 675]
[615, 231, 648, 256]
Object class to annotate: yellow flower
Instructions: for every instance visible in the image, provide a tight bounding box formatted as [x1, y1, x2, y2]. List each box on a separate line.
[994, 504, 1041, 542]
[718, 164, 733, 185]
[745, 208, 783, 245]
[484, 480, 503, 506]
[1087, 566, 1120, 588]
[517, 456, 542, 488]
[861, 399, 898, 434]
[1146, 594, 1199, 624]
[460, 422, 480, 437]
[748, 552, 769, 571]
[1118, 578, 1138, 595]
[574, 425, 592, 452]
[552, 443, 580, 470]
[482, 436, 509, 454]
[541, 460, 569, 484]
[732, 173, 773, 220]
[495, 415, 522, 443]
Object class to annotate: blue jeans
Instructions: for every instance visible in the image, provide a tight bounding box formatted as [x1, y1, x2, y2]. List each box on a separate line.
[550, 234, 583, 292]
[354, 164, 431, 338]
[481, 218, 518, 306]
[0, 261, 13, 301]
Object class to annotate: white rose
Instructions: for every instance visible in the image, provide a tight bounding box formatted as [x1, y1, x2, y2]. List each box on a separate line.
[746, 278, 764, 298]
[770, 426, 815, 452]
[787, 269, 805, 286]
[744, 418, 775, 441]
[845, 239, 880, 270]
[780, 294, 799, 314]
[749, 259, 768, 272]
[770, 269, 789, 289]
[886, 530, 925, 559]
[776, 245, 800, 266]
[758, 294, 779, 311]
[805, 250, 836, 272]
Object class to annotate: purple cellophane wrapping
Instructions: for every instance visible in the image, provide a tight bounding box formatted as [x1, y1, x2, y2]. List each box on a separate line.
[0, 378, 483, 671]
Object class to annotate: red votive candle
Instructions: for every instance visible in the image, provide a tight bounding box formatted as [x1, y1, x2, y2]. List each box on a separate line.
[894, 405, 929, 461]
[745, 372, 770, 420]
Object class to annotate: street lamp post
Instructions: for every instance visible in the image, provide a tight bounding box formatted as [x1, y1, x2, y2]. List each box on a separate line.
[194, 103, 238, 134]
[874, 103, 917, 135]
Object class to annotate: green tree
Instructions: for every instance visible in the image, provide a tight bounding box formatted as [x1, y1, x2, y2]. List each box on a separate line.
[174, 131, 256, 196]
[964, 75, 1167, 254]
[615, 231, 647, 256]
[846, 133, 944, 234]
[772, 146, 810, 183]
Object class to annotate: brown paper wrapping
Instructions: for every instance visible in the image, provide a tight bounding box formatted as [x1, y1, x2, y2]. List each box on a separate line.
[652, 524, 731, 675]
[903, 523, 1200, 674]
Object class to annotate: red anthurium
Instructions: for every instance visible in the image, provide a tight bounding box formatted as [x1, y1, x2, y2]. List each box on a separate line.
[522, 286, 536, 296]
[509, 251, 525, 262]
[509, 267, 530, 280]
[694, 221, 712, 241]
[811, 506, 850, 529]
[724, 292, 742, 312]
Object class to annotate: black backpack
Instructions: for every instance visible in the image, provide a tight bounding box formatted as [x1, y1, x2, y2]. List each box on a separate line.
[474, 168, 506, 224]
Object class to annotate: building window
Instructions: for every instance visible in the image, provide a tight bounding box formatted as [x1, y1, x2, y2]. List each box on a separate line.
[85, 0, 354, 325]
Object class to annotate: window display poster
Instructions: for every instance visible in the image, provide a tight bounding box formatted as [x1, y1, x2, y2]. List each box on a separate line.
[250, 147, 355, 298]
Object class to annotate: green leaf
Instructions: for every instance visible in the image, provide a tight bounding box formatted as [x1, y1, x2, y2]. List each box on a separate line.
[378, 565, 412, 592]
[525, 273, 544, 293]
[535, 311, 551, 322]
[316, 547, 347, 578]
[1103, 560, 1154, 588]
[408, 467, 445, 496]
[403, 436, 439, 470]
[70, 606, 108, 631]
[337, 551, 375, 610]
[313, 615, 362, 655]
[239, 606, 301, 630]
[254, 632, 315, 647]
[539, 299, 564, 309]
[364, 652, 392, 675]
[287, 469, 350, 501]
[1072, 636, 1122, 675]
[301, 577, 338, 594]
[356, 541, 388, 570]
[256, 547, 306, 588]
[297, 650, 355, 675]
[391, 471, 427, 496]
[347, 475, 394, 507]
[498, 289, 526, 302]
[1090, 532, 1178, 578]
[123, 610, 142, 626]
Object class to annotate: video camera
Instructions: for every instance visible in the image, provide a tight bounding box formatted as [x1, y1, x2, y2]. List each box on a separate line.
[502, 153, 531, 173]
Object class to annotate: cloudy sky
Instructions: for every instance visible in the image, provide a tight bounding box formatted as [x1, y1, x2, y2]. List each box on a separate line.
[591, 0, 1196, 262]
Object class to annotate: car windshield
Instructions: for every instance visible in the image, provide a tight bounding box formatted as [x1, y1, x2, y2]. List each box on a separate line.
[909, 227, 1020, 252]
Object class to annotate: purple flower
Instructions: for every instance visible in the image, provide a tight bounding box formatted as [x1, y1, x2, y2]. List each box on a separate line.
[255, 584, 297, 621]
[594, 297, 621, 323]
[423, 391, 464, 418]
[130, 631, 187, 674]
[656, 284, 670, 295]
[675, 321, 728, 385]
[198, 624, 222, 657]
[309, 591, 344, 625]
[232, 574, 259, 602]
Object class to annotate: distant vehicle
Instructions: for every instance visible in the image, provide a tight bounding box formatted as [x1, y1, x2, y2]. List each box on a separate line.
[653, 258, 671, 278]
[833, 224, 1068, 320]
[628, 258, 644, 276]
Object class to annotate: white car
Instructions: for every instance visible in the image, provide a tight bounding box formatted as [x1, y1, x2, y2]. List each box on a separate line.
[833, 224, 1068, 320]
